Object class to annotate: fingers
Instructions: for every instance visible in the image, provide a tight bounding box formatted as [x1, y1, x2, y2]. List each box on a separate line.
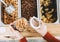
[30, 16, 41, 30]
[29, 16, 48, 36]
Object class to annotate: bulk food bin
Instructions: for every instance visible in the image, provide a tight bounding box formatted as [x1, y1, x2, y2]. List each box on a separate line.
[0, 0, 21, 25]
[37, 0, 59, 23]
[0, 0, 60, 42]
[0, 0, 38, 25]
[0, 0, 59, 26]
[21, 0, 59, 24]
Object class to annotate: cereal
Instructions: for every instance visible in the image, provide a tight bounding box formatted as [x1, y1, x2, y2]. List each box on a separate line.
[2, 0, 18, 24]
[14, 18, 36, 33]
[40, 0, 57, 23]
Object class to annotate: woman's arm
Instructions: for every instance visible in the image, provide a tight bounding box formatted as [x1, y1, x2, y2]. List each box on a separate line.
[34, 25, 60, 42]
[9, 26, 28, 42]
[43, 32, 60, 42]
[29, 16, 60, 42]
[20, 37, 27, 42]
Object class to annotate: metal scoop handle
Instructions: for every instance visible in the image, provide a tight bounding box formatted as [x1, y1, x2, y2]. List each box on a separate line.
[0, 0, 7, 6]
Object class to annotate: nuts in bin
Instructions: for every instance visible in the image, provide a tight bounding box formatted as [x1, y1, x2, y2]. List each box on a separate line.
[2, 0, 18, 24]
[40, 0, 57, 23]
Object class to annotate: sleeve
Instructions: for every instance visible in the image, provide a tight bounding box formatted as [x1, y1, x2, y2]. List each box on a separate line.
[43, 32, 60, 42]
[20, 37, 27, 42]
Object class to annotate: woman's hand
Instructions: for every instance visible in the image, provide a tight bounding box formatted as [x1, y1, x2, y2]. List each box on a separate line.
[9, 22, 27, 42]
[29, 16, 47, 36]
[29, 16, 60, 42]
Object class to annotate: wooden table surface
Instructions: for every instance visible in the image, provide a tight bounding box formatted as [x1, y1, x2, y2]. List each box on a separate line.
[47, 24, 60, 36]
[21, 24, 60, 37]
